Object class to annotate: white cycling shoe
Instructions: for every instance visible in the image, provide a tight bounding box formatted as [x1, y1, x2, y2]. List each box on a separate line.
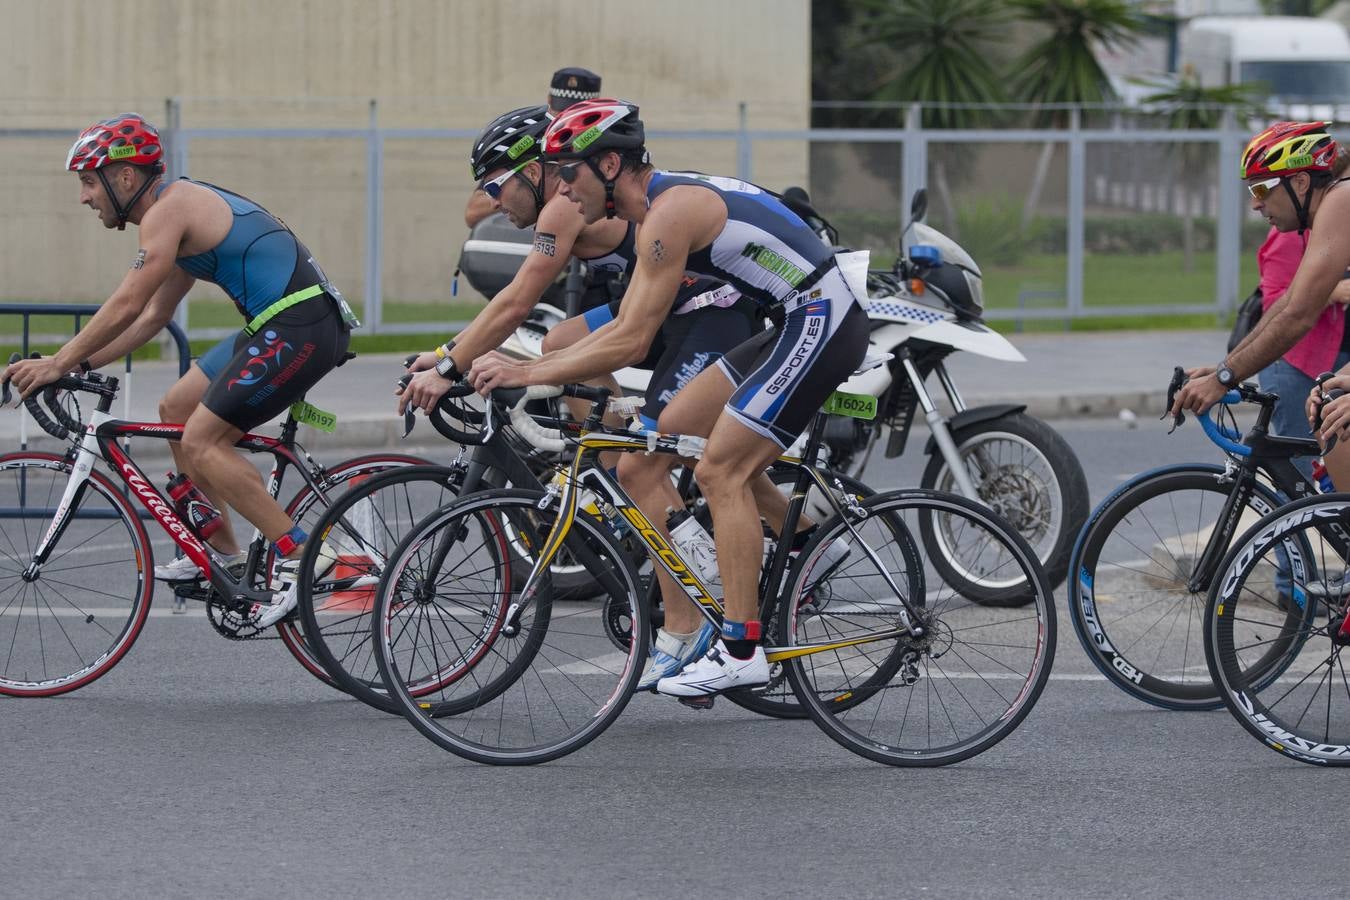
[656, 640, 770, 697]
[154, 550, 246, 582]
[637, 622, 717, 692]
[252, 543, 338, 629]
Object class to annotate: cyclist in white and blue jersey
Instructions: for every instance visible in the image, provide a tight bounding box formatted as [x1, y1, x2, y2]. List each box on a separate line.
[468, 99, 869, 695]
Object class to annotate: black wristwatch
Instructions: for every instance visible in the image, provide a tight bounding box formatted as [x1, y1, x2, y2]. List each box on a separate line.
[1215, 361, 1239, 388]
[434, 354, 461, 381]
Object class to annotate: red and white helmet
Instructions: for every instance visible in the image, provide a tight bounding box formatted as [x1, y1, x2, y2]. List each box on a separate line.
[66, 113, 164, 172]
[542, 99, 645, 159]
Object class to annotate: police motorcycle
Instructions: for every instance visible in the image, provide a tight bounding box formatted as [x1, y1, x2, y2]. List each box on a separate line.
[782, 188, 1088, 603]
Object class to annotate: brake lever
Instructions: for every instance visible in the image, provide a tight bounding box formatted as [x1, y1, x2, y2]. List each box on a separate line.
[395, 371, 418, 438]
[1, 351, 19, 406]
[1314, 372, 1344, 454]
[1163, 365, 1187, 434]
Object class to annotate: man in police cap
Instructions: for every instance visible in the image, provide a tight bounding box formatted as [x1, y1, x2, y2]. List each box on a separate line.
[463, 67, 602, 227]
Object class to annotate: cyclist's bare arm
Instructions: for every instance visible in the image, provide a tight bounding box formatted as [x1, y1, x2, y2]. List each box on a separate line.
[86, 267, 196, 369]
[1231, 189, 1350, 377]
[3, 200, 188, 396]
[441, 198, 586, 369]
[476, 195, 717, 388]
[398, 199, 588, 413]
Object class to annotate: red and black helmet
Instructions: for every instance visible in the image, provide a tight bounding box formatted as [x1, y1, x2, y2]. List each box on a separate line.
[66, 113, 164, 172]
[542, 99, 645, 160]
[1240, 121, 1337, 180]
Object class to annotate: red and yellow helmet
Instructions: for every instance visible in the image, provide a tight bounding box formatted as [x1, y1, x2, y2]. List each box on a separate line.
[542, 99, 645, 160]
[1240, 121, 1337, 180]
[66, 113, 164, 172]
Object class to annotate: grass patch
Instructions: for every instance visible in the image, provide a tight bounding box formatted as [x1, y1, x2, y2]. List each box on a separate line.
[4, 252, 1257, 364]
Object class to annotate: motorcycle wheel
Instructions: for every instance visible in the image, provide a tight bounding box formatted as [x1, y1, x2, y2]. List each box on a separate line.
[919, 412, 1087, 606]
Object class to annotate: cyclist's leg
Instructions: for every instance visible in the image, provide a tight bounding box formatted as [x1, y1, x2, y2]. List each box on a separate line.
[662, 295, 870, 693]
[193, 298, 350, 557]
[617, 304, 753, 635]
[619, 364, 730, 635]
[161, 334, 243, 555]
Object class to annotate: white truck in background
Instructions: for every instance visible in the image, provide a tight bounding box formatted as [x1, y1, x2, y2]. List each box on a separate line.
[1179, 15, 1350, 117]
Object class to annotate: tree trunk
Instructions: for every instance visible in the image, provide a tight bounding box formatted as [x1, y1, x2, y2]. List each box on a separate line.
[1022, 142, 1056, 231]
[933, 159, 958, 240]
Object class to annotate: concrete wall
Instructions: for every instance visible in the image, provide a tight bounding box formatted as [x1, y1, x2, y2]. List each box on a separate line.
[0, 0, 809, 309]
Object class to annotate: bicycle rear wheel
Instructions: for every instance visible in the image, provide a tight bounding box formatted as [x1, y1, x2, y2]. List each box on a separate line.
[374, 489, 646, 765]
[1206, 494, 1350, 766]
[0, 453, 153, 696]
[782, 489, 1056, 766]
[273, 452, 429, 689]
[724, 464, 907, 719]
[296, 465, 467, 712]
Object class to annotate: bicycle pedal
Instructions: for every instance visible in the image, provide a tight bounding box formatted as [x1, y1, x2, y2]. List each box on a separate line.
[677, 695, 716, 710]
[171, 583, 211, 603]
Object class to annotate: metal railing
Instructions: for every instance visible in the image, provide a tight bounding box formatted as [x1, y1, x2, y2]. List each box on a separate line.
[4, 99, 1267, 333]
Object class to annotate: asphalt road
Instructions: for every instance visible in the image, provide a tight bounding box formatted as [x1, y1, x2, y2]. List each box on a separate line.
[4, 414, 1340, 899]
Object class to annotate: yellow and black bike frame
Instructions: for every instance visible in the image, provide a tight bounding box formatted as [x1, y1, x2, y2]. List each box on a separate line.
[514, 408, 924, 663]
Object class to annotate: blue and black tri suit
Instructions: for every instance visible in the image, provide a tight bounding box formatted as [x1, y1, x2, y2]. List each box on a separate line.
[576, 220, 761, 431]
[645, 172, 869, 447]
[172, 180, 356, 430]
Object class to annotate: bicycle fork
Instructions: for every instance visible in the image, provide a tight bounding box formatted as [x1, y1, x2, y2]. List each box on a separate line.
[23, 423, 106, 579]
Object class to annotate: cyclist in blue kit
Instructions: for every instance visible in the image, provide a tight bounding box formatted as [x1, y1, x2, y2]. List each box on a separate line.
[468, 100, 870, 695]
[1, 114, 356, 626]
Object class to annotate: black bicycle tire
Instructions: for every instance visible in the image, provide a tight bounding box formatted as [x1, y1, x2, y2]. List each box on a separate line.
[1205, 493, 1349, 766]
[374, 488, 648, 765]
[783, 488, 1056, 767]
[296, 464, 467, 713]
[273, 453, 431, 690]
[1068, 464, 1292, 711]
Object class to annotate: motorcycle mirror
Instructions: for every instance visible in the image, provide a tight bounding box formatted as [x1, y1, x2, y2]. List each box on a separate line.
[897, 187, 929, 268]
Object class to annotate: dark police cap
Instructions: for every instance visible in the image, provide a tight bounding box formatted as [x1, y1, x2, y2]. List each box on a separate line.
[549, 67, 602, 110]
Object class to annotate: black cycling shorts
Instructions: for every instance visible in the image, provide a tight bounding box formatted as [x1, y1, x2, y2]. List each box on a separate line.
[201, 296, 350, 432]
[583, 297, 762, 429]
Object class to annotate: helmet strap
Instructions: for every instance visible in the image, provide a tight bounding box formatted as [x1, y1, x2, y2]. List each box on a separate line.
[97, 165, 163, 230]
[1283, 177, 1314, 235]
[586, 157, 617, 219]
[520, 160, 546, 216]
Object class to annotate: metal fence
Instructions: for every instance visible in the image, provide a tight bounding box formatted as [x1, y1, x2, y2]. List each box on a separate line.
[3, 99, 1265, 336]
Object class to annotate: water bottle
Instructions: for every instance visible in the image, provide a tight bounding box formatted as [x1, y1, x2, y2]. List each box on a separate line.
[165, 472, 223, 539]
[665, 507, 722, 596]
[1312, 459, 1336, 494]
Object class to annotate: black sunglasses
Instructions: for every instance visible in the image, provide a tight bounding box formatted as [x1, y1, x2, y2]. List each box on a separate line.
[551, 160, 587, 184]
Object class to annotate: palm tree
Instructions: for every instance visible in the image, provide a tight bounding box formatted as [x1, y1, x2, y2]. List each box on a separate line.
[854, 0, 1013, 229]
[1010, 0, 1147, 226]
[1140, 76, 1268, 272]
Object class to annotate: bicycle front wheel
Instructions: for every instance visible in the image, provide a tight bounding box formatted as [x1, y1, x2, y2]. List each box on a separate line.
[782, 489, 1056, 766]
[0, 452, 153, 696]
[1069, 465, 1290, 710]
[297, 465, 467, 712]
[374, 489, 647, 765]
[273, 452, 429, 689]
[1206, 494, 1350, 766]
